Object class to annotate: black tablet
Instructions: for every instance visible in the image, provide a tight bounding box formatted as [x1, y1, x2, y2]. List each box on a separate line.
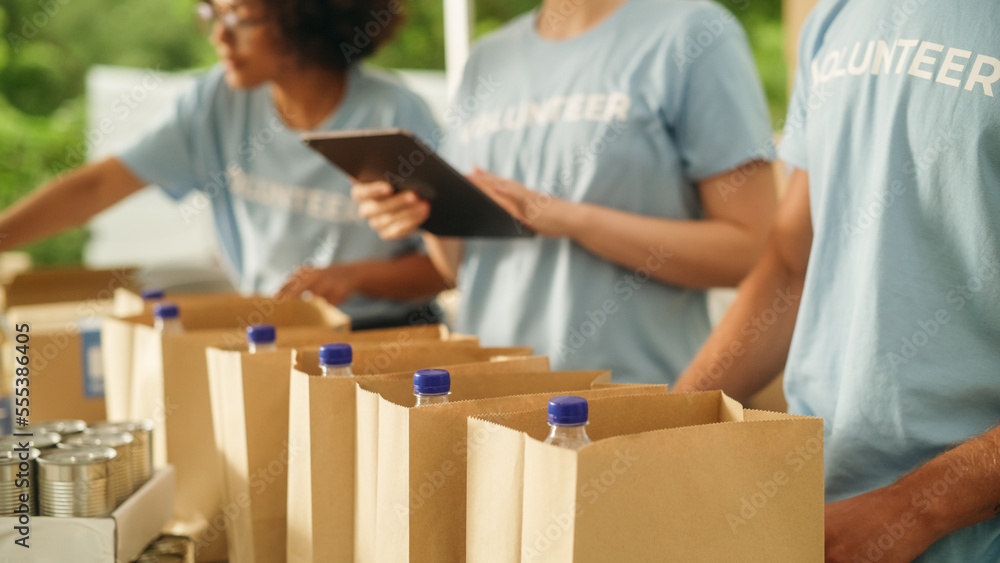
[303, 129, 533, 238]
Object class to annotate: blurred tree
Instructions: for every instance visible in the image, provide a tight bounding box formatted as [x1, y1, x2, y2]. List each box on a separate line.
[0, 0, 784, 266]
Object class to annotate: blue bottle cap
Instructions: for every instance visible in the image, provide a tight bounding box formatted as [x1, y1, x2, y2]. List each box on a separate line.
[141, 288, 165, 300]
[153, 302, 179, 320]
[246, 324, 276, 345]
[319, 343, 352, 366]
[413, 369, 450, 395]
[548, 396, 588, 426]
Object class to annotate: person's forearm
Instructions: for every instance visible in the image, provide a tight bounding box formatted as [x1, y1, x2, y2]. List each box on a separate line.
[672, 168, 810, 400]
[0, 158, 144, 251]
[566, 204, 766, 288]
[420, 233, 463, 287]
[350, 252, 450, 300]
[672, 243, 803, 400]
[894, 424, 1000, 542]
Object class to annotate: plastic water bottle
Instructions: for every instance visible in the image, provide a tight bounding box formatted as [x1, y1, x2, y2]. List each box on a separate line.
[246, 324, 277, 353]
[141, 288, 165, 301]
[543, 396, 593, 450]
[413, 369, 450, 406]
[152, 302, 183, 334]
[319, 343, 353, 377]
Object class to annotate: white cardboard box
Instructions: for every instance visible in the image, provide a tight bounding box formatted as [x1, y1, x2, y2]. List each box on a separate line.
[0, 466, 175, 562]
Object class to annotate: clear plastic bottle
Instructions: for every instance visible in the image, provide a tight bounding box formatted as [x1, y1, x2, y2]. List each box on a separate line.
[319, 343, 353, 377]
[152, 302, 183, 334]
[246, 324, 277, 353]
[543, 396, 593, 450]
[413, 369, 450, 406]
[141, 287, 165, 301]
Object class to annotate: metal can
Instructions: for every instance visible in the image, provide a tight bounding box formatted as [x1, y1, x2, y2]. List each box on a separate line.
[62, 432, 134, 508]
[37, 446, 117, 517]
[0, 448, 39, 516]
[138, 534, 194, 563]
[31, 420, 87, 436]
[136, 555, 186, 563]
[0, 432, 61, 451]
[87, 420, 154, 488]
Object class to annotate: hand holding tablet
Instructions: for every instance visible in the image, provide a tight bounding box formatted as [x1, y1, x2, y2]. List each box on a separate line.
[303, 129, 534, 237]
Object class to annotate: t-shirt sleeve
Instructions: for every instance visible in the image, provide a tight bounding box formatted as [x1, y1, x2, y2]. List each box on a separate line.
[117, 71, 217, 200]
[673, 11, 776, 181]
[778, 8, 823, 171]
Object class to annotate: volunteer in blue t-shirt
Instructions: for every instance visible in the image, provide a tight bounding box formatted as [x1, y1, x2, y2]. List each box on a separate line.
[354, 0, 778, 383]
[0, 0, 447, 328]
[675, 0, 1000, 559]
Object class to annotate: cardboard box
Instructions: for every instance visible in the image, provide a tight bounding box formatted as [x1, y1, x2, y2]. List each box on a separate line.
[0, 266, 138, 311]
[0, 466, 175, 562]
[111, 287, 244, 318]
[0, 252, 31, 285]
[467, 392, 824, 562]
[3, 300, 117, 423]
[287, 355, 549, 563]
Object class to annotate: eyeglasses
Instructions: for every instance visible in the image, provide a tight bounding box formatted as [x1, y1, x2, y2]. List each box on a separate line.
[195, 1, 264, 35]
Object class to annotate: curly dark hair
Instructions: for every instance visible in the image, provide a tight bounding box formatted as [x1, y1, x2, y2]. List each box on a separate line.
[261, 0, 406, 71]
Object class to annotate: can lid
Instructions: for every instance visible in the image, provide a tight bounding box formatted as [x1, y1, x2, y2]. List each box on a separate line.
[153, 302, 179, 320]
[31, 419, 87, 435]
[87, 420, 154, 434]
[38, 446, 117, 465]
[548, 396, 589, 426]
[0, 448, 39, 465]
[65, 431, 134, 449]
[413, 369, 450, 395]
[319, 343, 352, 366]
[141, 288, 165, 300]
[246, 324, 276, 345]
[0, 432, 61, 450]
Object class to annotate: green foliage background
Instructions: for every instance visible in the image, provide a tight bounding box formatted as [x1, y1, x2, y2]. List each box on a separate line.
[0, 0, 785, 266]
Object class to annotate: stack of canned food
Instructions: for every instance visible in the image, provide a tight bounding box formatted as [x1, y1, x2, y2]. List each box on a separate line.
[0, 419, 154, 518]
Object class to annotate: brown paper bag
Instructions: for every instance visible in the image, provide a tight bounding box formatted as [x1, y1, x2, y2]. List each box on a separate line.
[288, 354, 549, 563]
[204, 328, 482, 563]
[352, 348, 535, 563]
[363, 377, 671, 563]
[204, 335, 530, 563]
[207, 347, 296, 563]
[467, 391, 824, 562]
[205, 323, 459, 508]
[105, 297, 349, 562]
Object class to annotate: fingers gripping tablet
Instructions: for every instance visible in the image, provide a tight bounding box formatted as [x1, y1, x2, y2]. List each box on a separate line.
[304, 128, 533, 237]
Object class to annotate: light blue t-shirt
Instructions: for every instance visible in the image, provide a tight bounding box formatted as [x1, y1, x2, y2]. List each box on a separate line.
[780, 0, 1000, 559]
[443, 0, 774, 383]
[120, 65, 440, 324]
